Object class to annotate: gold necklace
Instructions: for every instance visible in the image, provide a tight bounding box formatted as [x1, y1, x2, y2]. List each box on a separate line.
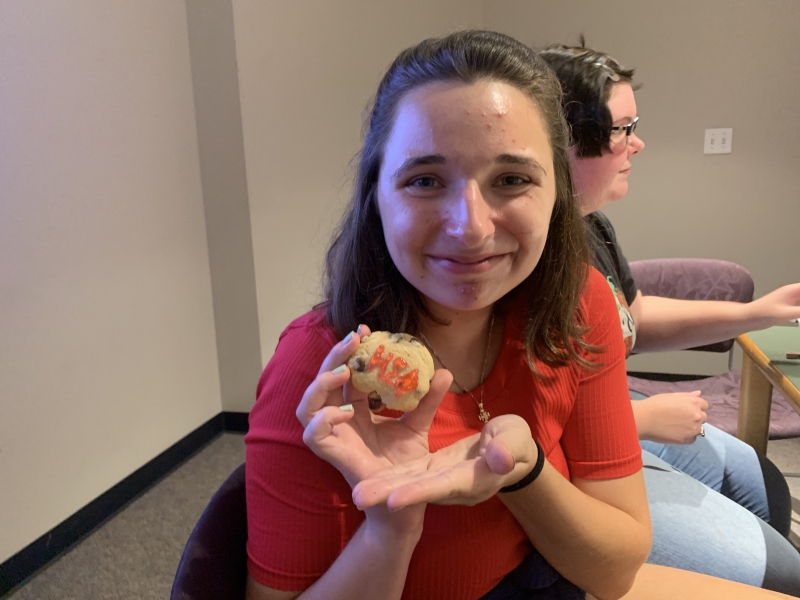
[420, 312, 495, 424]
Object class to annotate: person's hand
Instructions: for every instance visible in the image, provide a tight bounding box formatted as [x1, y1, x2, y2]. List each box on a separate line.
[748, 283, 800, 328]
[351, 414, 539, 511]
[635, 392, 708, 444]
[296, 325, 454, 489]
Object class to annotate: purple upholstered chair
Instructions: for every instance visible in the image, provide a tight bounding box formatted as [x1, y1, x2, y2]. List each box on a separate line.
[171, 463, 247, 600]
[627, 258, 800, 439]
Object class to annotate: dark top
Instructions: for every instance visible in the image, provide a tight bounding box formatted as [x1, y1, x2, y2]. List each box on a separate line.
[584, 211, 638, 355]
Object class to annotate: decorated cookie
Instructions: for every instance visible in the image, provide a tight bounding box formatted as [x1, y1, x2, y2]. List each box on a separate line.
[347, 331, 435, 413]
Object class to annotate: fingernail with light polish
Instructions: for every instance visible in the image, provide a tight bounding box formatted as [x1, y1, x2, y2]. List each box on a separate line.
[339, 404, 353, 412]
[332, 365, 347, 375]
[342, 332, 354, 344]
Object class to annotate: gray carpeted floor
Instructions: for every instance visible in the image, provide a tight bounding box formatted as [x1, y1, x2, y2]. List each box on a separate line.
[6, 433, 800, 599]
[7, 433, 245, 600]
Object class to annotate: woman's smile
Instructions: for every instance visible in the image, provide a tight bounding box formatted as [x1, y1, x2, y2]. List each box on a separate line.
[427, 252, 510, 275]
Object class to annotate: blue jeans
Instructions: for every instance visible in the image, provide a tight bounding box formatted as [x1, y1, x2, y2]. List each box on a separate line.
[631, 392, 800, 594]
[641, 423, 769, 522]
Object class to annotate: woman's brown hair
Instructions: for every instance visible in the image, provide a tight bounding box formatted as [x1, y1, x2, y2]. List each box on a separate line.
[324, 30, 594, 372]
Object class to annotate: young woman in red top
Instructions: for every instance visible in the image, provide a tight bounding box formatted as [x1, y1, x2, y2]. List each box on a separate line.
[244, 31, 794, 600]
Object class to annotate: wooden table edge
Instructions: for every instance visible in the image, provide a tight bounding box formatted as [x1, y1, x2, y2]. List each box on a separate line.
[736, 333, 800, 409]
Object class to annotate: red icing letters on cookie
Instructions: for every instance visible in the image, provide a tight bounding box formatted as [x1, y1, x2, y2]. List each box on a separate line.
[392, 365, 419, 395]
[368, 345, 420, 397]
[368, 345, 392, 377]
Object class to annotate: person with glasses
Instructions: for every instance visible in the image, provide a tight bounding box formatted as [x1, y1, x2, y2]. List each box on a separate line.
[542, 41, 800, 595]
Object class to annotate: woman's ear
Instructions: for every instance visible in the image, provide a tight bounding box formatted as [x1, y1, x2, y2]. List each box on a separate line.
[566, 144, 580, 162]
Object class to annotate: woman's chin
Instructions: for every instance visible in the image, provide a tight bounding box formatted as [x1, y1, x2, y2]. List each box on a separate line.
[423, 285, 504, 316]
[611, 180, 629, 202]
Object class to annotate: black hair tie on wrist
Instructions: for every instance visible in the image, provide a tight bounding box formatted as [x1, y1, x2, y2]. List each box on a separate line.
[499, 439, 544, 494]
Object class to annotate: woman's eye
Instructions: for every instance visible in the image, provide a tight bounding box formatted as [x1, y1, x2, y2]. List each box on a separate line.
[408, 176, 440, 188]
[496, 174, 530, 187]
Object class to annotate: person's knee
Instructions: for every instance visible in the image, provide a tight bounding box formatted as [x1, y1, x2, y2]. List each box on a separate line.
[756, 452, 792, 537]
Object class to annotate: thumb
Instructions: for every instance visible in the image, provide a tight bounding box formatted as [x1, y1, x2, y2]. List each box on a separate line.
[400, 369, 453, 432]
[482, 415, 534, 475]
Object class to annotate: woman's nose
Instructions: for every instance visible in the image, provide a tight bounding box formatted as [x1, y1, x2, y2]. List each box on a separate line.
[629, 132, 645, 155]
[444, 182, 494, 245]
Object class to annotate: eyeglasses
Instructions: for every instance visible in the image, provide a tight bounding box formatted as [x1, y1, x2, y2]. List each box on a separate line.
[610, 116, 639, 147]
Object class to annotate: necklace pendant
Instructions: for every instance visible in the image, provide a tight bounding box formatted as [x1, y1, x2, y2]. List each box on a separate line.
[478, 405, 490, 423]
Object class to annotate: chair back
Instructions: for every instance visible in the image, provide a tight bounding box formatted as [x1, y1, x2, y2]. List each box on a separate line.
[171, 463, 247, 600]
[628, 258, 754, 353]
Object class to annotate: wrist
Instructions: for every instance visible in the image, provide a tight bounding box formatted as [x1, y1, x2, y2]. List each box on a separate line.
[364, 505, 425, 548]
[741, 298, 774, 331]
[499, 439, 544, 493]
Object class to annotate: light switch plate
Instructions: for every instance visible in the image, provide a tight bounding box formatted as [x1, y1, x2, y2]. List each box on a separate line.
[704, 128, 732, 154]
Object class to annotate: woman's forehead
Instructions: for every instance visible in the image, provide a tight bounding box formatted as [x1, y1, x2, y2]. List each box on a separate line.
[385, 81, 552, 163]
[607, 82, 637, 121]
[397, 80, 540, 122]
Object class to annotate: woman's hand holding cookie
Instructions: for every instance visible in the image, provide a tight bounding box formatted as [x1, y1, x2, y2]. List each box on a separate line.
[295, 325, 368, 486]
[296, 326, 452, 490]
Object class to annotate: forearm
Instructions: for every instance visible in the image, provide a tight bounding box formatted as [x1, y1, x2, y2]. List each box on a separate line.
[630, 400, 650, 439]
[501, 464, 651, 600]
[302, 517, 420, 600]
[631, 398, 667, 441]
[613, 564, 796, 600]
[249, 514, 422, 600]
[633, 295, 761, 352]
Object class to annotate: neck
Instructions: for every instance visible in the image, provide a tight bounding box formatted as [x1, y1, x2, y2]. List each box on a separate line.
[419, 303, 499, 392]
[421, 303, 493, 345]
[577, 195, 596, 216]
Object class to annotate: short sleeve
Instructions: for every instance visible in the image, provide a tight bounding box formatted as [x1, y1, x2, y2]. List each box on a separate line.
[244, 313, 364, 590]
[586, 212, 638, 306]
[560, 268, 643, 480]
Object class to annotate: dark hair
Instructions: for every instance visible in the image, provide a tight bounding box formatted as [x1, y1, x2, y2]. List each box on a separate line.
[540, 37, 636, 157]
[324, 30, 594, 372]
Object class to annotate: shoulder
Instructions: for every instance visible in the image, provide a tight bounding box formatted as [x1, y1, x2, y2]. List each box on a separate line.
[279, 306, 337, 345]
[276, 307, 338, 360]
[581, 266, 616, 309]
[585, 210, 615, 232]
[254, 307, 338, 402]
[585, 211, 619, 243]
[578, 267, 625, 348]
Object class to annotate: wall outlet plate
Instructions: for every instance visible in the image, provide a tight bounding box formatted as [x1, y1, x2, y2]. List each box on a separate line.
[704, 128, 733, 154]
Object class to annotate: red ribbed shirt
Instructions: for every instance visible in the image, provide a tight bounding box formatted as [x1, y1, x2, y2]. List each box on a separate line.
[245, 268, 641, 599]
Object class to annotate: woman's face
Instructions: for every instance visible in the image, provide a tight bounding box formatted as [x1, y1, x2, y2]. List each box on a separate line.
[376, 80, 557, 317]
[570, 82, 644, 215]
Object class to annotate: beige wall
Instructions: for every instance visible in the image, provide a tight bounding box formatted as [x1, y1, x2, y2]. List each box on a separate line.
[232, 0, 485, 364]
[485, 0, 800, 375]
[0, 1, 222, 564]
